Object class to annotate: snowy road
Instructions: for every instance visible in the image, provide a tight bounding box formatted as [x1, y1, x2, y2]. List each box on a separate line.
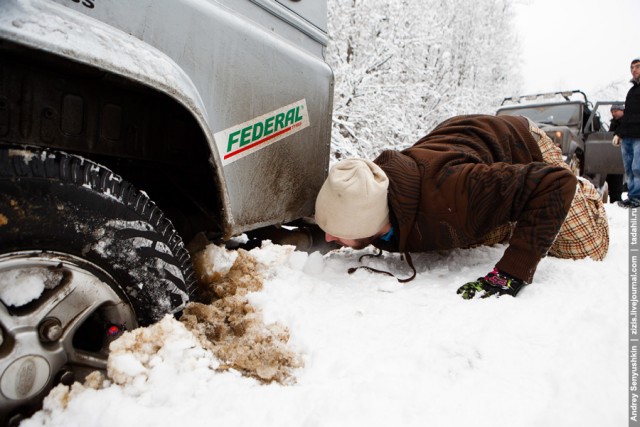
[24, 205, 628, 427]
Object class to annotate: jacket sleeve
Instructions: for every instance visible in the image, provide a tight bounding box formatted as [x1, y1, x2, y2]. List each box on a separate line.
[457, 161, 577, 283]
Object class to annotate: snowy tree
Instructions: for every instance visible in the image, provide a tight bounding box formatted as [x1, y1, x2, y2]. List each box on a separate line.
[592, 79, 631, 104]
[326, 0, 522, 161]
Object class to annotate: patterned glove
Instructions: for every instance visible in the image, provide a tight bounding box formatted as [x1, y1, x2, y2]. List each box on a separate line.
[457, 268, 526, 299]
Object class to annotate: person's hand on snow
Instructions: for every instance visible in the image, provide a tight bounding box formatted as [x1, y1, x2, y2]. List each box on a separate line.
[456, 268, 526, 299]
[612, 135, 621, 146]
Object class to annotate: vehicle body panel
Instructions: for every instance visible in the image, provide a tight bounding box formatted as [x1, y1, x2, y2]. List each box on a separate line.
[0, 0, 333, 237]
[584, 131, 624, 175]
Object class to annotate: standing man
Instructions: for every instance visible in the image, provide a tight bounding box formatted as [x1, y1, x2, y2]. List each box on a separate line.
[315, 115, 609, 299]
[614, 58, 640, 208]
[610, 104, 625, 132]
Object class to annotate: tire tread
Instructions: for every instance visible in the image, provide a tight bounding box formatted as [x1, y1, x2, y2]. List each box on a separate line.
[0, 147, 197, 298]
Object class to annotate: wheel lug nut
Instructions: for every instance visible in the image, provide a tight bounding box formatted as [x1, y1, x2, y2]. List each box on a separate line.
[58, 368, 75, 386]
[39, 318, 63, 342]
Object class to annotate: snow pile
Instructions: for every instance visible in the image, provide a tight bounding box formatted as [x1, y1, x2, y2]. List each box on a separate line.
[106, 316, 219, 388]
[25, 316, 220, 426]
[0, 267, 63, 307]
[181, 244, 302, 384]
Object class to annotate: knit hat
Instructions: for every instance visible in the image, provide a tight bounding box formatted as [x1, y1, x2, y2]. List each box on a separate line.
[315, 159, 389, 239]
[611, 104, 625, 111]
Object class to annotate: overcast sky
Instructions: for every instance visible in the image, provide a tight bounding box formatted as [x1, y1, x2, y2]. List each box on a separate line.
[513, 0, 639, 99]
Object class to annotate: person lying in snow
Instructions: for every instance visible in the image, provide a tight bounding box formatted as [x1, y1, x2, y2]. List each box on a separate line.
[314, 115, 609, 299]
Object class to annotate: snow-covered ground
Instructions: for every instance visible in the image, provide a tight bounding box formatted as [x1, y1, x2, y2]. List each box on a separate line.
[24, 205, 628, 427]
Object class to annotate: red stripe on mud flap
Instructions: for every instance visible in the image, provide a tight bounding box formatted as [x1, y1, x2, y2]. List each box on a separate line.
[224, 126, 292, 160]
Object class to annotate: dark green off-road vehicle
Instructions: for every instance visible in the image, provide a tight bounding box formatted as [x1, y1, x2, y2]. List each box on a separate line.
[497, 90, 624, 191]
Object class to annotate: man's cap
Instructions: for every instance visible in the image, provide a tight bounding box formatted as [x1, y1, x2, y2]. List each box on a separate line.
[611, 104, 625, 111]
[314, 158, 389, 240]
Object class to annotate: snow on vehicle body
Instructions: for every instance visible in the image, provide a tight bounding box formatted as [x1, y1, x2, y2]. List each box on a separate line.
[496, 90, 624, 187]
[0, 0, 332, 421]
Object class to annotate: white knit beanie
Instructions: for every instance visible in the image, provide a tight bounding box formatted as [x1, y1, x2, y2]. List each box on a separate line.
[315, 159, 389, 239]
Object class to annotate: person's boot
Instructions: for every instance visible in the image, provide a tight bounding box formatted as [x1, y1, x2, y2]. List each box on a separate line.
[617, 198, 640, 208]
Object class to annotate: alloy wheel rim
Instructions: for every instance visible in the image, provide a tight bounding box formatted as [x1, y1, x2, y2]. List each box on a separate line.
[0, 251, 137, 419]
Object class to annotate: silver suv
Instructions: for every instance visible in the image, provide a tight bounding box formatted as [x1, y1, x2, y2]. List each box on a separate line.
[0, 0, 333, 421]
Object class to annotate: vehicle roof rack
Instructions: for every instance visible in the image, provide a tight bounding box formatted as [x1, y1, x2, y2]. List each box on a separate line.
[500, 90, 588, 106]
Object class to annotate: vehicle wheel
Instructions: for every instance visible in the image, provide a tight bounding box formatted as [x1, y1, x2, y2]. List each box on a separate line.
[0, 147, 195, 422]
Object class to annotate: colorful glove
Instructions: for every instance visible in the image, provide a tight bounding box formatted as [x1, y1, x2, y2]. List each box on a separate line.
[456, 268, 526, 299]
[612, 135, 621, 146]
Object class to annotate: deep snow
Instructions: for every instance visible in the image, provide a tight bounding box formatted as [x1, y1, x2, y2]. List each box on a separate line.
[23, 205, 628, 427]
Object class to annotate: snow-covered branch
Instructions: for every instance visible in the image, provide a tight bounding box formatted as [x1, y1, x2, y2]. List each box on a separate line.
[326, 0, 523, 161]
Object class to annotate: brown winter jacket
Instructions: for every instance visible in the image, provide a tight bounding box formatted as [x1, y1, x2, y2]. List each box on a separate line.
[373, 115, 577, 283]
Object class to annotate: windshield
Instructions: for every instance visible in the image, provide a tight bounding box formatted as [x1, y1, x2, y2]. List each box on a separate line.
[497, 103, 582, 127]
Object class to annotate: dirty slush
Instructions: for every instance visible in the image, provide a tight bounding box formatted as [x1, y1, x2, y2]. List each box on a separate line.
[180, 246, 302, 384]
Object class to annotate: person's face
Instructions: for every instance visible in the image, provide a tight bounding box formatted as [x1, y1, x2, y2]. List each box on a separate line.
[632, 62, 640, 81]
[325, 233, 376, 250]
[612, 109, 624, 119]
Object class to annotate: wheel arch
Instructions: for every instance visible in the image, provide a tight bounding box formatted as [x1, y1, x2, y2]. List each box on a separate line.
[0, 0, 213, 132]
[0, 1, 234, 241]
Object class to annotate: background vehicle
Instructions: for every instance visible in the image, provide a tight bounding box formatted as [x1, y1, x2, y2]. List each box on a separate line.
[0, 0, 333, 422]
[496, 90, 624, 189]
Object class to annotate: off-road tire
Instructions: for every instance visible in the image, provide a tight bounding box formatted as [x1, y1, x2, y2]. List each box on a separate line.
[0, 147, 195, 325]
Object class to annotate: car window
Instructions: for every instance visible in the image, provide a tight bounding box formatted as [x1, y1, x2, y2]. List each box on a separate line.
[497, 104, 582, 127]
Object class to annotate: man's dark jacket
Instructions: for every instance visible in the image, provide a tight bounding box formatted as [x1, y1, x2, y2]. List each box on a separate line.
[617, 80, 640, 138]
[610, 117, 621, 133]
[373, 115, 577, 283]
